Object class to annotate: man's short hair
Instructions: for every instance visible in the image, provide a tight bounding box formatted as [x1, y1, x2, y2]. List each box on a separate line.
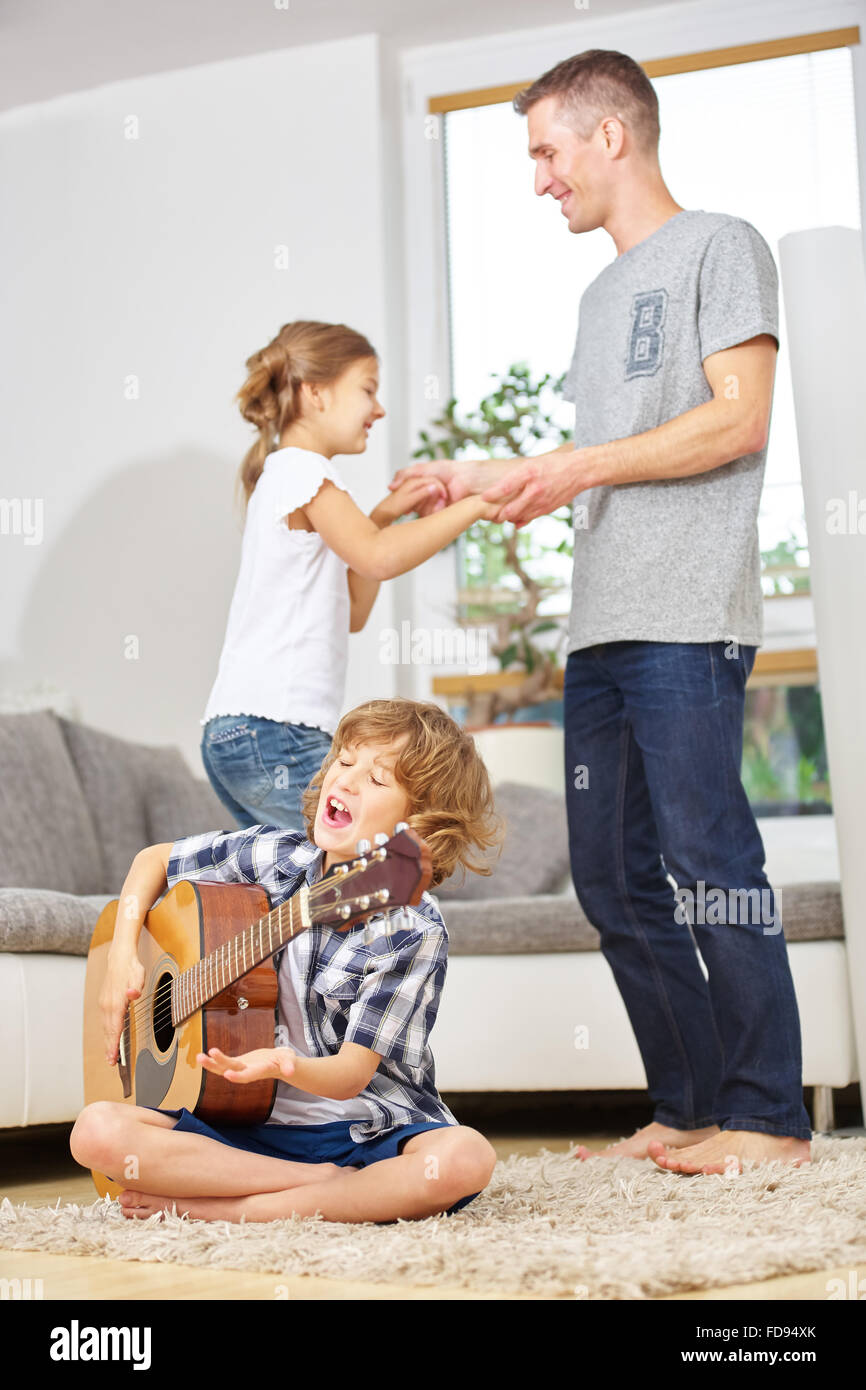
[513, 49, 660, 157]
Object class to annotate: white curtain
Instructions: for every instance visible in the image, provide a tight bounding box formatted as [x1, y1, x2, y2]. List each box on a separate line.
[779, 225, 866, 1093]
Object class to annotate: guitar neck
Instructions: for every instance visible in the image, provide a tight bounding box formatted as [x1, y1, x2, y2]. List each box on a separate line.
[172, 886, 311, 1026]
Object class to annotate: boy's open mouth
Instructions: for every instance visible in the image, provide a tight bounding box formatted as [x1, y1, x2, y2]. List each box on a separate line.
[323, 795, 353, 828]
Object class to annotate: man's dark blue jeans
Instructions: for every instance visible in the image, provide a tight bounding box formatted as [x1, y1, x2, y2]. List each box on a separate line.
[563, 639, 812, 1139]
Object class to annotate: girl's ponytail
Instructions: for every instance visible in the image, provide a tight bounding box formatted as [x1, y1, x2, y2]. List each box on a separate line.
[235, 321, 377, 509]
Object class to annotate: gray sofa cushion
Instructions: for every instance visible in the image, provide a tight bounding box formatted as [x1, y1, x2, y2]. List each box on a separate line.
[440, 893, 601, 953]
[58, 717, 233, 894]
[0, 877, 842, 958]
[438, 881, 844, 955]
[436, 781, 571, 901]
[0, 712, 103, 895]
[773, 881, 846, 943]
[0, 887, 114, 954]
[144, 764, 235, 846]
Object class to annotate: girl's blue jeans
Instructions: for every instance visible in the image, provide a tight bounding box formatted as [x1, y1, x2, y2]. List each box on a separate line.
[201, 715, 333, 833]
[563, 640, 813, 1140]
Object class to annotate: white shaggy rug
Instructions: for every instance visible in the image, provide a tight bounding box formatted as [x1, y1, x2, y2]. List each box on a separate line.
[2, 1137, 865, 1299]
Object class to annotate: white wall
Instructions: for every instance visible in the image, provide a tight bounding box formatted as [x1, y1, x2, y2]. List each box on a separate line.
[0, 33, 400, 772]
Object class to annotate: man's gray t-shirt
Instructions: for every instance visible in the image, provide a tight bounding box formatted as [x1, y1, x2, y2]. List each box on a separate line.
[561, 208, 779, 653]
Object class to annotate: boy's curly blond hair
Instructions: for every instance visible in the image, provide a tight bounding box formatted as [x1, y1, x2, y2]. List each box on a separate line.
[300, 698, 504, 887]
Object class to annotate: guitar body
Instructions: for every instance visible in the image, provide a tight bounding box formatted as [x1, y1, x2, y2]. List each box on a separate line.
[84, 878, 277, 1198]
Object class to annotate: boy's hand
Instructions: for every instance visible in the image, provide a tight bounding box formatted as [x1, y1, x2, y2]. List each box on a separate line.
[99, 949, 145, 1064]
[197, 1045, 296, 1084]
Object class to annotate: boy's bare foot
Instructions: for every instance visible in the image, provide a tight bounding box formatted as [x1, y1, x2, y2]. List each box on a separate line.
[116, 1162, 360, 1221]
[119, 1190, 243, 1221]
[647, 1131, 811, 1174]
[573, 1121, 720, 1161]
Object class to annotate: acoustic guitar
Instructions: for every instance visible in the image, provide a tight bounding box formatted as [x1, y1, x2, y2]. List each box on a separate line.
[83, 824, 431, 1197]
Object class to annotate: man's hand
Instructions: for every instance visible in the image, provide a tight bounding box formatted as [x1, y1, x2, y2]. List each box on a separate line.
[198, 1045, 296, 1084]
[482, 447, 592, 527]
[388, 446, 589, 524]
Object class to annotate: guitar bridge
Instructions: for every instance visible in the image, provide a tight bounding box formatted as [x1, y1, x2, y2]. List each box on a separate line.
[118, 1016, 132, 1099]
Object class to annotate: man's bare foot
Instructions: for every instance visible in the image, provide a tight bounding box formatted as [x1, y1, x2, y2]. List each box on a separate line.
[573, 1121, 720, 1161]
[647, 1131, 811, 1174]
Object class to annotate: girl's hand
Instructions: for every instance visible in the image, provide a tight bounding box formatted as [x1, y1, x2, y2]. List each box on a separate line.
[477, 498, 502, 522]
[197, 1045, 296, 1084]
[374, 475, 448, 524]
[99, 949, 145, 1065]
[388, 460, 475, 511]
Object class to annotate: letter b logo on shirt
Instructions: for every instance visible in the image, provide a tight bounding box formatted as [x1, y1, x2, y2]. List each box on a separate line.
[626, 289, 668, 378]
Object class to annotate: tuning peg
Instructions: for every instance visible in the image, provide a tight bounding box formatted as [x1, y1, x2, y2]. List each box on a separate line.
[394, 821, 408, 834]
[373, 832, 388, 846]
[356, 838, 372, 854]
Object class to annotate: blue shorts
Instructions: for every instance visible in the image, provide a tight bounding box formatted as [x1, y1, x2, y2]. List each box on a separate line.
[152, 1108, 481, 1216]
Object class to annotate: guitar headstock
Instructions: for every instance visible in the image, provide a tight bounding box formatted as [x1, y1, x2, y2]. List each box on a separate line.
[310, 824, 432, 932]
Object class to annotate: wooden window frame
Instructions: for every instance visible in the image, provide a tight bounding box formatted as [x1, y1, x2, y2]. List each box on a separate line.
[427, 26, 859, 114]
[431, 647, 819, 701]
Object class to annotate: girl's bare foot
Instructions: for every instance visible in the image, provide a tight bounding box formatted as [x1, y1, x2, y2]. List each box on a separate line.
[573, 1121, 721, 1161]
[647, 1131, 811, 1174]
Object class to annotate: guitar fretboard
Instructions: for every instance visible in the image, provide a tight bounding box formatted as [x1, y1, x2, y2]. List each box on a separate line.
[170, 887, 309, 1025]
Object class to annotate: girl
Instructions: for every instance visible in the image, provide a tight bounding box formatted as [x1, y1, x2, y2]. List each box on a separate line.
[201, 319, 495, 830]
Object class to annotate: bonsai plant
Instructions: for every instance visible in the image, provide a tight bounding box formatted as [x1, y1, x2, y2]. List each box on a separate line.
[413, 362, 573, 725]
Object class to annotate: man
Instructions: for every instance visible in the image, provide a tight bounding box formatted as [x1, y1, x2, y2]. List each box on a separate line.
[392, 49, 812, 1174]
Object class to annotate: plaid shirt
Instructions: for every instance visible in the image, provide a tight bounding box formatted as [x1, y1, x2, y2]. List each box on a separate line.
[165, 824, 458, 1142]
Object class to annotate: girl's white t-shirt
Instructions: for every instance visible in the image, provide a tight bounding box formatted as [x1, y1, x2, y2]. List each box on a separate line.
[202, 447, 359, 736]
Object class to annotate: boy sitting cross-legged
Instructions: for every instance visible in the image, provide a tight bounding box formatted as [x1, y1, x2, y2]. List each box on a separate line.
[71, 698, 504, 1224]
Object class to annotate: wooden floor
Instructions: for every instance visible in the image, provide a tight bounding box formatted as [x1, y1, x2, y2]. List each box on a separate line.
[1, 1123, 863, 1301]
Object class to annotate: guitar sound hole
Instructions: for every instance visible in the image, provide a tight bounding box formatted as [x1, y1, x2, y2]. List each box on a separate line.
[153, 972, 176, 1053]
